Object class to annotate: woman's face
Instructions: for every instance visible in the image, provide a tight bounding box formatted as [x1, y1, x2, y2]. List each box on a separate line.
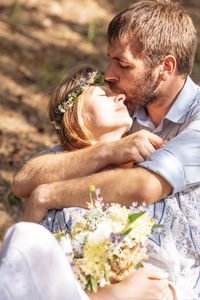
[81, 82, 133, 141]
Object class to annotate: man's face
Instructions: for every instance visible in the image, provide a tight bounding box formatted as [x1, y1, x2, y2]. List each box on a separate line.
[105, 39, 162, 110]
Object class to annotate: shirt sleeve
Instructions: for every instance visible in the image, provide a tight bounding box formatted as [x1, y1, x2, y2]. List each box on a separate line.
[139, 109, 200, 194]
[35, 144, 64, 156]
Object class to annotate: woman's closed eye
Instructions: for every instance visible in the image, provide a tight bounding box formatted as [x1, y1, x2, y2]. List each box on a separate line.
[94, 86, 108, 96]
[99, 91, 106, 96]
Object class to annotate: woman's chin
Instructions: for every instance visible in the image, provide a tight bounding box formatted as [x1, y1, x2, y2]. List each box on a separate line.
[121, 123, 132, 136]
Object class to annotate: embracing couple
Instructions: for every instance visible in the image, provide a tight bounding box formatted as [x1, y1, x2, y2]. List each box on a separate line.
[1, 0, 200, 299]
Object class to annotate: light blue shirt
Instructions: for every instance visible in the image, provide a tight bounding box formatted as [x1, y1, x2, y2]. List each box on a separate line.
[130, 77, 200, 193]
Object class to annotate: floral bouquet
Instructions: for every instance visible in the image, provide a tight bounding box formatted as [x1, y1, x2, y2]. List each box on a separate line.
[54, 186, 157, 293]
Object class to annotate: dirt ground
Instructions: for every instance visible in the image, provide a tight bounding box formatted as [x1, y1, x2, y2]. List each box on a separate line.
[0, 0, 200, 245]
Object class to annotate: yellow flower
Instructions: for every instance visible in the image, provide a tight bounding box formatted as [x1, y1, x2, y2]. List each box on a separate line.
[75, 239, 111, 280]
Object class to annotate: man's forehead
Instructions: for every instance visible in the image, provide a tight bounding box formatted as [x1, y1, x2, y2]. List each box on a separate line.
[107, 42, 134, 62]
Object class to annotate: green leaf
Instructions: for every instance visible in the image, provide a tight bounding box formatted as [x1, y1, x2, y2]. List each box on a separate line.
[152, 224, 164, 229]
[90, 276, 97, 293]
[94, 75, 104, 86]
[55, 122, 61, 129]
[113, 254, 119, 259]
[128, 211, 145, 223]
[104, 270, 109, 282]
[8, 193, 21, 205]
[53, 229, 66, 240]
[9, 3, 21, 26]
[121, 228, 132, 235]
[88, 20, 96, 43]
[134, 262, 144, 270]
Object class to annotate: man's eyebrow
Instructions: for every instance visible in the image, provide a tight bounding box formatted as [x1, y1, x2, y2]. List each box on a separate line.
[107, 53, 130, 64]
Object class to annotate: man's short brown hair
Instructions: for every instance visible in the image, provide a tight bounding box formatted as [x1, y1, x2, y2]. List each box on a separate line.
[107, 0, 197, 76]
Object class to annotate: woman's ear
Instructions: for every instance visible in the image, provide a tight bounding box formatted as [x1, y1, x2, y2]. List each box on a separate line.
[159, 55, 177, 81]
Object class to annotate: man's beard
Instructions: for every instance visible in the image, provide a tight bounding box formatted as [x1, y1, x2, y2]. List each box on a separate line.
[107, 69, 162, 111]
[127, 69, 161, 110]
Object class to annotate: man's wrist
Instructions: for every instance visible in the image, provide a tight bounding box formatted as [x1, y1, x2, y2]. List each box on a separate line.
[94, 141, 115, 167]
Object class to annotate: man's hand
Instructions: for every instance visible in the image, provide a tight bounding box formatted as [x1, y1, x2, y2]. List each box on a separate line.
[106, 129, 164, 165]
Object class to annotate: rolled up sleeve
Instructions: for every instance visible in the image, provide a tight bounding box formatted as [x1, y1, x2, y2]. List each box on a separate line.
[139, 129, 200, 194]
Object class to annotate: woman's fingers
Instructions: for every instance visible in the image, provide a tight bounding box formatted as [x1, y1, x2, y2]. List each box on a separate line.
[146, 269, 169, 280]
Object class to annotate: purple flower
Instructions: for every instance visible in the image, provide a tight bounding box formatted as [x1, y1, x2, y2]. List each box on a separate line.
[118, 235, 125, 243]
[70, 261, 75, 267]
[110, 232, 126, 244]
[95, 188, 101, 195]
[110, 232, 116, 243]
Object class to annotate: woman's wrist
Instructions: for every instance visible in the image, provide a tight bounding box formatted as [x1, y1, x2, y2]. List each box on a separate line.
[87, 283, 118, 300]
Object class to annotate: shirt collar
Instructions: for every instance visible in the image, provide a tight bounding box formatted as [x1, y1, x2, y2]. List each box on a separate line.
[165, 76, 198, 123]
[132, 76, 198, 126]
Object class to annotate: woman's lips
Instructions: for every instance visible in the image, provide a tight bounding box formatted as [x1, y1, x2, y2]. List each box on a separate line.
[115, 106, 128, 112]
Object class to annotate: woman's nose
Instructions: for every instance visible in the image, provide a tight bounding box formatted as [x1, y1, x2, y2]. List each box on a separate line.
[115, 93, 126, 103]
[104, 62, 119, 82]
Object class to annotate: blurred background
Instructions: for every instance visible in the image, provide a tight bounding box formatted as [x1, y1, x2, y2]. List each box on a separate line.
[0, 0, 200, 244]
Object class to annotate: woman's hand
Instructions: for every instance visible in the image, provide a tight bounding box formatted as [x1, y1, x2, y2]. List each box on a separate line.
[88, 268, 174, 300]
[24, 184, 50, 223]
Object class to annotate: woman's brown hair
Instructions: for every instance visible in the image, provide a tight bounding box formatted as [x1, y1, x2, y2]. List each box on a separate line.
[49, 65, 101, 151]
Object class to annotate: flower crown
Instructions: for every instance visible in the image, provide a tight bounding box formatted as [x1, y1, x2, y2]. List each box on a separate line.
[53, 71, 104, 129]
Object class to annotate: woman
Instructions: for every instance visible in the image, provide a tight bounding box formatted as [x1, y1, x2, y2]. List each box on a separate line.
[0, 66, 172, 300]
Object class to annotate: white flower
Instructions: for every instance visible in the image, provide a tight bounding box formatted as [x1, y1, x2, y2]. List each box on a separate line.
[55, 188, 156, 293]
[59, 235, 73, 255]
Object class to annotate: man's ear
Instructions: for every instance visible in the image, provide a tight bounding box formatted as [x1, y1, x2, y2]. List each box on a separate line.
[159, 55, 176, 81]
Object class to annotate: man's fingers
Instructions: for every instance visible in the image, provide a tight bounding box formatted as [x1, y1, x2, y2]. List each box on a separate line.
[129, 151, 145, 163]
[141, 140, 157, 158]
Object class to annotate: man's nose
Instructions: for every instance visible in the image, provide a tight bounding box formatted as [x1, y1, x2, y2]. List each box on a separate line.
[104, 63, 119, 82]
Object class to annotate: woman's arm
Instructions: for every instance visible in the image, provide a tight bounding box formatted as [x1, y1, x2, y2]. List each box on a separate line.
[88, 268, 174, 300]
[12, 130, 163, 199]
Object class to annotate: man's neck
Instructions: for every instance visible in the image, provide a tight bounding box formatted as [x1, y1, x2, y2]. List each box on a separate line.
[146, 75, 186, 127]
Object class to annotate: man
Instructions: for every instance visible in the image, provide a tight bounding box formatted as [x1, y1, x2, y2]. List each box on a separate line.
[12, 0, 200, 223]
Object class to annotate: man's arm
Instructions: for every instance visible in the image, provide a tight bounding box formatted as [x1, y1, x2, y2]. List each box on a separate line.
[12, 130, 163, 199]
[139, 108, 200, 193]
[24, 166, 172, 223]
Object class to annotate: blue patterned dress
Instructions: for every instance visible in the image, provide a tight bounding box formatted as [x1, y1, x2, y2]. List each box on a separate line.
[41, 186, 200, 300]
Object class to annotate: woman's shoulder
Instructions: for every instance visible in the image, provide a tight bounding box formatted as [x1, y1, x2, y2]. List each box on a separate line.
[35, 145, 64, 157]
